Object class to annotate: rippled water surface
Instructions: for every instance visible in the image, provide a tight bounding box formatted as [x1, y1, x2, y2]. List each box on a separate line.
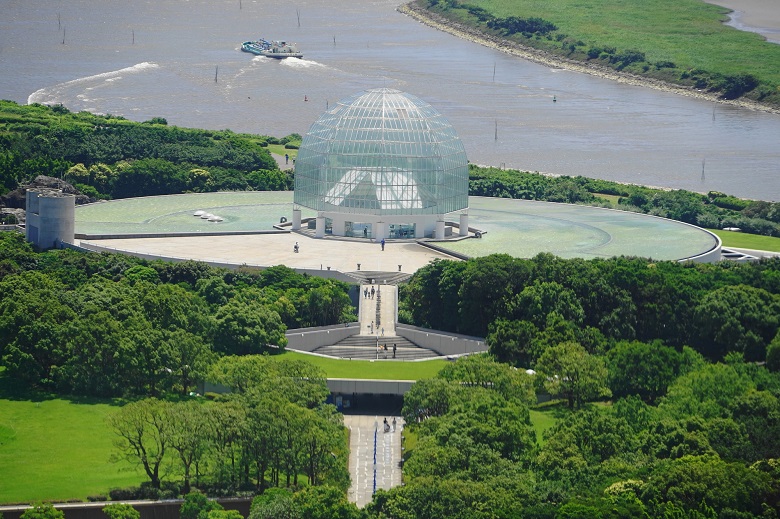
[1, 0, 779, 199]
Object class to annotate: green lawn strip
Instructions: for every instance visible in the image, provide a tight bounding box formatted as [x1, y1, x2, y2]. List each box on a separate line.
[471, 0, 780, 81]
[272, 351, 448, 380]
[529, 407, 561, 446]
[0, 395, 143, 504]
[267, 144, 297, 160]
[708, 229, 780, 252]
[592, 193, 620, 207]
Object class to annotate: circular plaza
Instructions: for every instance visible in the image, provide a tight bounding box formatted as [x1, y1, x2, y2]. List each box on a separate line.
[74, 191, 721, 273]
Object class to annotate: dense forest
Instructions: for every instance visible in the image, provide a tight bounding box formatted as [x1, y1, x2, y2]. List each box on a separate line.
[4, 227, 780, 516]
[383, 254, 780, 518]
[2, 100, 778, 238]
[0, 101, 296, 203]
[0, 231, 354, 396]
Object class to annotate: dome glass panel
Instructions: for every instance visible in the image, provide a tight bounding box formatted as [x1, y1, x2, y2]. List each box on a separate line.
[294, 88, 469, 216]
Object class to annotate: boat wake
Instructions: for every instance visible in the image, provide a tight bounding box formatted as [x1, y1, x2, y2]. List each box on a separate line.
[280, 58, 326, 69]
[27, 62, 160, 105]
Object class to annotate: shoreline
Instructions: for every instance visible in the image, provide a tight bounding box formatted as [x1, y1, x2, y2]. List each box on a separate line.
[398, 1, 780, 115]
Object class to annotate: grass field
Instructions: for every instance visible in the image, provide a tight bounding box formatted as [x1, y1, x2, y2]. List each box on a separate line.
[266, 144, 298, 161]
[469, 0, 780, 84]
[709, 229, 780, 252]
[0, 380, 143, 504]
[0, 353, 446, 504]
[273, 351, 448, 380]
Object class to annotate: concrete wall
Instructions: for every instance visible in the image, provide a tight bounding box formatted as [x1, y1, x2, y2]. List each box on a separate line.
[683, 233, 722, 263]
[327, 378, 414, 396]
[0, 498, 250, 519]
[285, 323, 361, 351]
[395, 323, 487, 356]
[75, 230, 287, 240]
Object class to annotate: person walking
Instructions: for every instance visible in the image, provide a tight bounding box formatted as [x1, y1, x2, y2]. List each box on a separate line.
[381, 238, 385, 251]
[371, 286, 375, 299]
[392, 343, 396, 358]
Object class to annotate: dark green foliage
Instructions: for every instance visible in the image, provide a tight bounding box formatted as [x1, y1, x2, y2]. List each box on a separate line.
[607, 340, 684, 402]
[0, 232, 354, 395]
[487, 16, 557, 36]
[402, 252, 780, 365]
[102, 503, 140, 519]
[20, 504, 65, 519]
[180, 492, 224, 519]
[0, 100, 280, 199]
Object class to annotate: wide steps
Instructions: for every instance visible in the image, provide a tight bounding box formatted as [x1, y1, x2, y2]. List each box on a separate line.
[347, 271, 412, 285]
[312, 334, 441, 360]
[312, 344, 439, 361]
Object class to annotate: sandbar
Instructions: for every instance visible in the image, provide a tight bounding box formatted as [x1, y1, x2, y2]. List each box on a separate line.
[706, 0, 780, 41]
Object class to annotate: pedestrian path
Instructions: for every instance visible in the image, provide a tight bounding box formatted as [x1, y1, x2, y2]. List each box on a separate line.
[359, 283, 397, 337]
[344, 414, 404, 508]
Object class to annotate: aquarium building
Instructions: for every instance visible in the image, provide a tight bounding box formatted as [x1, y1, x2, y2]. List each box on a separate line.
[292, 88, 470, 239]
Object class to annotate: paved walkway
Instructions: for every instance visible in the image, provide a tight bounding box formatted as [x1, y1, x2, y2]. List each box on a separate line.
[79, 234, 455, 275]
[359, 284, 397, 337]
[344, 414, 404, 508]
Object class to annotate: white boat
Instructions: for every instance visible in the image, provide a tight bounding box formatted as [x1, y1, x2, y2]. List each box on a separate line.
[241, 38, 302, 59]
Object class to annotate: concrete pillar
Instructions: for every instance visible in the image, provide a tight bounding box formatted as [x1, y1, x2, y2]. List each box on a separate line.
[332, 218, 345, 236]
[375, 221, 386, 240]
[459, 212, 469, 236]
[435, 219, 445, 239]
[292, 209, 301, 230]
[315, 215, 326, 238]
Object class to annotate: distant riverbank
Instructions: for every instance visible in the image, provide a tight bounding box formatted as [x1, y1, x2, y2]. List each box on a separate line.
[399, 1, 780, 115]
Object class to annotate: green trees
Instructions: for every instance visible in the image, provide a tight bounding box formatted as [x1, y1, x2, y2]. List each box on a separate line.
[107, 398, 172, 489]
[0, 100, 284, 199]
[607, 340, 685, 402]
[535, 342, 610, 408]
[20, 504, 64, 519]
[213, 299, 287, 355]
[693, 284, 780, 360]
[0, 236, 355, 396]
[248, 486, 363, 519]
[104, 353, 347, 495]
[102, 504, 140, 519]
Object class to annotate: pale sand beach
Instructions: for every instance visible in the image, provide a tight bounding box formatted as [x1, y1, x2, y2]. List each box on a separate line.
[399, 0, 780, 114]
[706, 0, 780, 40]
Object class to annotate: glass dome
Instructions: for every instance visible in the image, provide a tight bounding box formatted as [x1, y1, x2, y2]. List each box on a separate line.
[294, 88, 469, 216]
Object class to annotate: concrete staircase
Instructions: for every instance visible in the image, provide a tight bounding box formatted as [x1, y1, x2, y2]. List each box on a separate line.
[346, 270, 412, 285]
[313, 335, 440, 360]
[307, 279, 443, 360]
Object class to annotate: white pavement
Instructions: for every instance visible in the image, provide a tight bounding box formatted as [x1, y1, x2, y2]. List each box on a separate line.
[344, 414, 404, 508]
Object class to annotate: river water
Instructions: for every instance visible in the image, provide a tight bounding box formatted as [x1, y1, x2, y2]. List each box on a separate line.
[1, 0, 778, 200]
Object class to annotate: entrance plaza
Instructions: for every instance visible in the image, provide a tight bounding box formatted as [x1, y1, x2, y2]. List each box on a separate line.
[74, 191, 721, 268]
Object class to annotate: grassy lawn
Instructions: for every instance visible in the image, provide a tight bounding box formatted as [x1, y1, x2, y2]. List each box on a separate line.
[593, 193, 620, 208]
[273, 351, 448, 380]
[708, 229, 780, 252]
[266, 144, 297, 160]
[0, 377, 143, 504]
[466, 0, 780, 86]
[529, 407, 560, 446]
